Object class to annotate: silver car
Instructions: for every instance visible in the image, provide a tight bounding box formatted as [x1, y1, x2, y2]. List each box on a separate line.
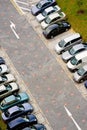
[73, 64, 87, 83]
[62, 43, 87, 62]
[0, 64, 9, 75]
[36, 5, 61, 22]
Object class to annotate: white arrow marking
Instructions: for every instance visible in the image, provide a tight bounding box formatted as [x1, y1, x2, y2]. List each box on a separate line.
[10, 21, 20, 39]
[64, 106, 82, 130]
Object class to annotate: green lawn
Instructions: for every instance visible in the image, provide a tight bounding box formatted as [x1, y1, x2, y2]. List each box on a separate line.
[56, 0, 87, 41]
[0, 111, 6, 130]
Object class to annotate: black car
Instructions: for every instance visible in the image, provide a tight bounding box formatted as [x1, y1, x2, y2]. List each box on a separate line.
[22, 123, 47, 130]
[7, 114, 37, 130]
[43, 21, 71, 39]
[31, 0, 56, 16]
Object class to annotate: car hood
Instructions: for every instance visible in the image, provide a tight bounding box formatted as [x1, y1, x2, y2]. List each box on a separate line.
[41, 21, 48, 29]
[36, 13, 45, 22]
[73, 71, 81, 82]
[31, 5, 39, 15]
[67, 60, 77, 71]
[62, 51, 72, 62]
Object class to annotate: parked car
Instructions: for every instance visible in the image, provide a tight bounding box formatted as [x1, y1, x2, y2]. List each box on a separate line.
[62, 43, 87, 62]
[43, 21, 71, 39]
[67, 50, 87, 71]
[31, 0, 56, 16]
[22, 123, 47, 130]
[7, 114, 37, 130]
[55, 33, 82, 54]
[41, 12, 66, 29]
[73, 64, 87, 83]
[0, 57, 5, 64]
[0, 64, 9, 75]
[0, 92, 29, 111]
[84, 80, 87, 88]
[2, 102, 34, 122]
[36, 5, 61, 22]
[0, 73, 16, 85]
[0, 82, 19, 100]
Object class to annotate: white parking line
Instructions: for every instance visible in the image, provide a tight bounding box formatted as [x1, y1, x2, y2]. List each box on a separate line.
[15, 0, 29, 6]
[20, 6, 31, 12]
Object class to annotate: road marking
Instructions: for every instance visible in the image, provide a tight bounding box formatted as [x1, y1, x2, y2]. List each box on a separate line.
[64, 106, 82, 130]
[20, 7, 31, 12]
[10, 21, 20, 39]
[15, 0, 29, 6]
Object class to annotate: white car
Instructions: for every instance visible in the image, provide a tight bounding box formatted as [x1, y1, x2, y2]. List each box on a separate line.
[0, 64, 9, 75]
[0, 82, 19, 99]
[36, 5, 61, 22]
[41, 12, 66, 29]
[0, 74, 16, 85]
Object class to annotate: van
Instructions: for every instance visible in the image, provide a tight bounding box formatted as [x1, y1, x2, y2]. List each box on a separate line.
[67, 50, 87, 71]
[55, 33, 82, 54]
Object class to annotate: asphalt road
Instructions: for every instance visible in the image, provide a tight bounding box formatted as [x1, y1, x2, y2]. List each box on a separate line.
[0, 0, 87, 130]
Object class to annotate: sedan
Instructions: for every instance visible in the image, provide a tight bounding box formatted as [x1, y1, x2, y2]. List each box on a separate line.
[22, 123, 46, 130]
[0, 64, 9, 75]
[43, 21, 71, 39]
[0, 82, 19, 100]
[2, 102, 34, 122]
[62, 43, 87, 62]
[7, 114, 37, 130]
[36, 5, 61, 22]
[0, 92, 29, 111]
[73, 64, 87, 83]
[0, 57, 5, 64]
[41, 12, 66, 29]
[31, 0, 56, 16]
[0, 73, 16, 85]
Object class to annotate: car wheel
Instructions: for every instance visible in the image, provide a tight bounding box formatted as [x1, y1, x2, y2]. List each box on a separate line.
[79, 79, 83, 83]
[51, 35, 54, 39]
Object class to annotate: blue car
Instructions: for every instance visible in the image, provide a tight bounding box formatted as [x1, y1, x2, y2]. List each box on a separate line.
[31, 0, 56, 16]
[7, 114, 37, 130]
[0, 92, 29, 111]
[2, 102, 34, 122]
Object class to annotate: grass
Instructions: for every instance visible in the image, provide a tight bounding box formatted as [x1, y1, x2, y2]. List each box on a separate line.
[0, 111, 6, 130]
[56, 0, 87, 41]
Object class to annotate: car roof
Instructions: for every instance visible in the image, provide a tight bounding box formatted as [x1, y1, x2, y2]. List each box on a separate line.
[45, 6, 54, 12]
[72, 44, 85, 51]
[75, 50, 87, 60]
[8, 106, 20, 115]
[4, 95, 16, 103]
[64, 33, 81, 43]
[48, 12, 60, 20]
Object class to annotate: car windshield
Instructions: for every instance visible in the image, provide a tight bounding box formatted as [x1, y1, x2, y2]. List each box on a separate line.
[42, 10, 47, 16]
[36, 2, 42, 9]
[59, 40, 66, 47]
[70, 57, 78, 65]
[69, 47, 75, 55]
[77, 68, 86, 76]
[45, 17, 51, 24]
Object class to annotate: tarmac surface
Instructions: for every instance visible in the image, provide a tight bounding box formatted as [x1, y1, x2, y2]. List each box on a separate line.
[0, 0, 87, 130]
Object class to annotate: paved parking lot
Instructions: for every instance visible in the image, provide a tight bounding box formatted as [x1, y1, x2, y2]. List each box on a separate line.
[0, 0, 87, 129]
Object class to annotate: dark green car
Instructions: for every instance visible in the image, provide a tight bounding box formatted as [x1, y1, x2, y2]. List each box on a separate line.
[0, 92, 29, 111]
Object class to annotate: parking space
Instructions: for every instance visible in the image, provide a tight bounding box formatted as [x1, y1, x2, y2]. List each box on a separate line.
[1, 0, 87, 130]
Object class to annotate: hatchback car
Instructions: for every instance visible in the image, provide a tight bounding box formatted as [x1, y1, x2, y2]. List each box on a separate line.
[2, 102, 34, 122]
[55, 33, 82, 54]
[62, 43, 87, 62]
[43, 21, 71, 39]
[36, 5, 61, 22]
[73, 64, 87, 83]
[22, 123, 47, 130]
[0, 82, 19, 100]
[0, 92, 29, 111]
[0, 64, 9, 75]
[41, 12, 66, 29]
[7, 114, 37, 130]
[0, 73, 16, 85]
[31, 0, 56, 16]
